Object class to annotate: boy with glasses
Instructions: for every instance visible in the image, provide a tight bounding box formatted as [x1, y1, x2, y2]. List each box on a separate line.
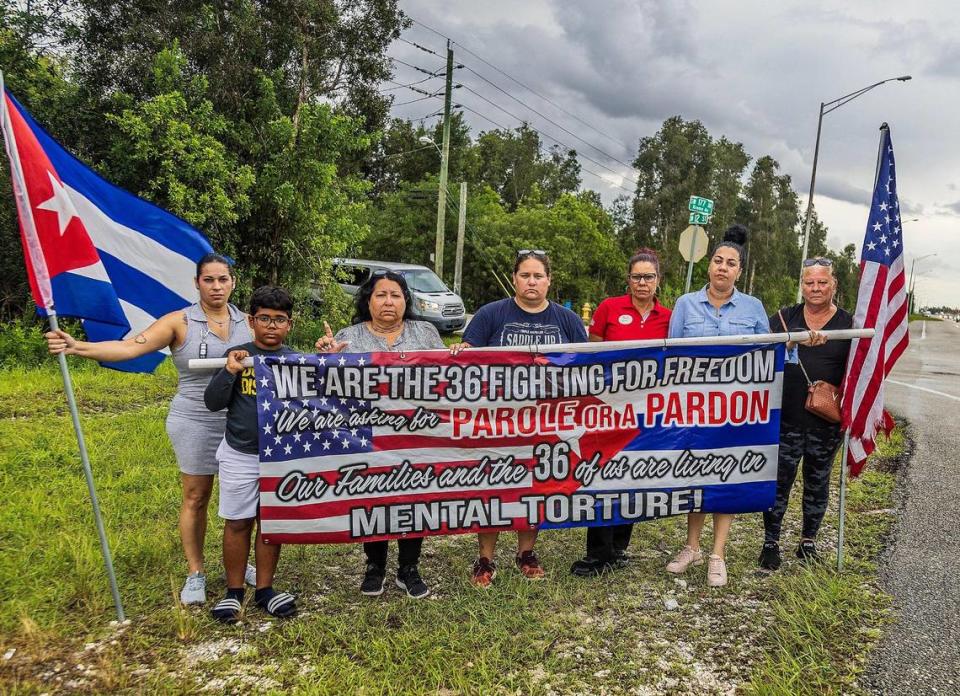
[204, 286, 298, 622]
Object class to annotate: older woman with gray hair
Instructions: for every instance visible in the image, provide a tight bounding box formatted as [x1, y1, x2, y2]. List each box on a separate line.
[315, 269, 444, 599]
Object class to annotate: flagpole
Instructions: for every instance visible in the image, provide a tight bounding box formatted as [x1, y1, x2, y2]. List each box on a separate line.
[837, 123, 889, 573]
[836, 433, 851, 571]
[49, 312, 125, 621]
[1, 72, 124, 621]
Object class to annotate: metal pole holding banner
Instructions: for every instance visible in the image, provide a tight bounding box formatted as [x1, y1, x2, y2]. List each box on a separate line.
[836, 432, 851, 571]
[189, 329, 876, 370]
[1, 72, 124, 621]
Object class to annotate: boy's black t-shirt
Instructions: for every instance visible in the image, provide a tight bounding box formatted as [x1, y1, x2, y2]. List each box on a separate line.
[204, 341, 295, 454]
[771, 304, 853, 429]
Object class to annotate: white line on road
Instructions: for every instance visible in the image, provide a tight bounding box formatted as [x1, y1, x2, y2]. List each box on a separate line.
[921, 321, 926, 340]
[887, 379, 960, 402]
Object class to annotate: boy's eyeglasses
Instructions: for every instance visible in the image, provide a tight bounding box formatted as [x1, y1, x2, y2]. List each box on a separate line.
[802, 257, 833, 267]
[253, 315, 290, 327]
[628, 273, 658, 283]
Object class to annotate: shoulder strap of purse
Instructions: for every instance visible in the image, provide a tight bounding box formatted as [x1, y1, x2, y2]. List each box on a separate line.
[778, 308, 813, 386]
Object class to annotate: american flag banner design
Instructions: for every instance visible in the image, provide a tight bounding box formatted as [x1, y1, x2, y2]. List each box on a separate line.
[841, 126, 908, 476]
[255, 343, 785, 544]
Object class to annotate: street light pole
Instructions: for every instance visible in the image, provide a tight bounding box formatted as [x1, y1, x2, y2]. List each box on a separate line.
[908, 252, 936, 315]
[796, 75, 912, 303]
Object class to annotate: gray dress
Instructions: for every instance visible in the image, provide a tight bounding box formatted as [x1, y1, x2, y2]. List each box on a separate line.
[333, 320, 445, 353]
[167, 303, 252, 475]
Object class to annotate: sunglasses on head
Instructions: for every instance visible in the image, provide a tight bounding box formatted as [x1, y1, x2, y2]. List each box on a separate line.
[517, 249, 547, 258]
[802, 257, 833, 267]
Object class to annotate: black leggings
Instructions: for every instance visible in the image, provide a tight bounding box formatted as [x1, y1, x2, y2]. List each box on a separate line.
[763, 423, 843, 543]
[364, 538, 423, 569]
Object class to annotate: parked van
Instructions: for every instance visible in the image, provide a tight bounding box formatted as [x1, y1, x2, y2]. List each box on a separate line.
[331, 259, 466, 333]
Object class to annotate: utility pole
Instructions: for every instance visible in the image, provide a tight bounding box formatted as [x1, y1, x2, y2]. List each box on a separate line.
[434, 40, 454, 279]
[454, 182, 467, 296]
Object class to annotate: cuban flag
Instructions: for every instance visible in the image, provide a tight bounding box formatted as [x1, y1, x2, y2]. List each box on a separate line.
[1, 84, 213, 372]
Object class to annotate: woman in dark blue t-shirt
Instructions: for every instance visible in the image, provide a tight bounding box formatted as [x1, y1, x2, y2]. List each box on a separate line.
[450, 250, 587, 586]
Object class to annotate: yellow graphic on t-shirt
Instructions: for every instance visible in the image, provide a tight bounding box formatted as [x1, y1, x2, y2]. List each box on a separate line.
[240, 366, 257, 396]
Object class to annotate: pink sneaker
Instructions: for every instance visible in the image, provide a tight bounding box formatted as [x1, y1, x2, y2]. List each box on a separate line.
[666, 546, 704, 573]
[706, 554, 727, 587]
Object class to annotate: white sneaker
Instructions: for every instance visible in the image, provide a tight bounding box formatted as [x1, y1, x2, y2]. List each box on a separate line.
[180, 572, 207, 605]
[707, 554, 728, 587]
[666, 546, 704, 574]
[245, 563, 257, 587]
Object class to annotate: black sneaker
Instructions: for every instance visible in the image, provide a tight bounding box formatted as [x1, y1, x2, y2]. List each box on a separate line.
[396, 564, 430, 598]
[796, 539, 820, 563]
[360, 563, 386, 596]
[613, 549, 630, 564]
[758, 542, 782, 571]
[570, 556, 619, 577]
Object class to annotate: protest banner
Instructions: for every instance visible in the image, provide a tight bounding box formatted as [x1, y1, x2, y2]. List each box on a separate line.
[250, 342, 786, 544]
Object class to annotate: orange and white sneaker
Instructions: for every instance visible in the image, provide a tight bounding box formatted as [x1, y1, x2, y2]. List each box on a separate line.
[666, 546, 704, 574]
[471, 557, 497, 588]
[515, 550, 545, 580]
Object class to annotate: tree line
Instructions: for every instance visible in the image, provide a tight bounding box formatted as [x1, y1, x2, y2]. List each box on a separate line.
[1, 1, 859, 325]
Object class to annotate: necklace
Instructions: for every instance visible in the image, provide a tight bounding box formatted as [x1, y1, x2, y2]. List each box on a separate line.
[204, 314, 228, 326]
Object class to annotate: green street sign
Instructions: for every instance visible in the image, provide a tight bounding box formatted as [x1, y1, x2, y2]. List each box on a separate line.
[689, 211, 710, 225]
[688, 195, 714, 215]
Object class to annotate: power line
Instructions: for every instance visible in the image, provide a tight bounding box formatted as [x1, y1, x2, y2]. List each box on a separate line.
[454, 103, 636, 196]
[380, 75, 438, 92]
[457, 86, 636, 193]
[408, 15, 633, 152]
[398, 37, 442, 57]
[393, 94, 442, 107]
[382, 144, 437, 159]
[390, 56, 444, 76]
[460, 65, 638, 177]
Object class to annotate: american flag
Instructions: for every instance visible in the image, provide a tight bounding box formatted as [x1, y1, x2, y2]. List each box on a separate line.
[841, 126, 908, 476]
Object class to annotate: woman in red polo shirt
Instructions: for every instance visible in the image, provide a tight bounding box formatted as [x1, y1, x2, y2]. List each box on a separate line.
[570, 247, 672, 577]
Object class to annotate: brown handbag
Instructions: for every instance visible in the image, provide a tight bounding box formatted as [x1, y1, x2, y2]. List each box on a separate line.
[779, 310, 843, 424]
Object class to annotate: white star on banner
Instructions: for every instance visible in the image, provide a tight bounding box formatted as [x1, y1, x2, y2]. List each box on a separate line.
[263, 424, 272, 434]
[303, 442, 311, 452]
[260, 376, 269, 388]
[322, 440, 331, 450]
[872, 222, 882, 232]
[263, 446, 272, 457]
[283, 444, 292, 455]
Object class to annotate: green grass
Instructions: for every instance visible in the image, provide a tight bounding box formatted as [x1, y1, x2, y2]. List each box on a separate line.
[0, 363, 903, 694]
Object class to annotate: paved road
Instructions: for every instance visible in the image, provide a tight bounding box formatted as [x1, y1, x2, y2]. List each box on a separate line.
[866, 319, 960, 694]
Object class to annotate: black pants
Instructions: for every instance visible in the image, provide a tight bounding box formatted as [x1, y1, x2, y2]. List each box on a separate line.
[364, 538, 423, 569]
[763, 422, 844, 543]
[584, 523, 633, 562]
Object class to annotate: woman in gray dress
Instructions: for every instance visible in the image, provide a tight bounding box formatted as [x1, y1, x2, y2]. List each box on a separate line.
[44, 253, 253, 605]
[316, 269, 444, 599]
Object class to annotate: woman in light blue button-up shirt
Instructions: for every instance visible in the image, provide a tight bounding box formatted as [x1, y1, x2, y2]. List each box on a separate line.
[664, 225, 770, 588]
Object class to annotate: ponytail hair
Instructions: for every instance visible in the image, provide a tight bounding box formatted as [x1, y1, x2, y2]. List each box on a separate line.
[714, 224, 748, 265]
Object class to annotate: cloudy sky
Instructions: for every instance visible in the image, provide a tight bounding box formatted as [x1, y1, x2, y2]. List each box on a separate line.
[387, 0, 959, 307]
